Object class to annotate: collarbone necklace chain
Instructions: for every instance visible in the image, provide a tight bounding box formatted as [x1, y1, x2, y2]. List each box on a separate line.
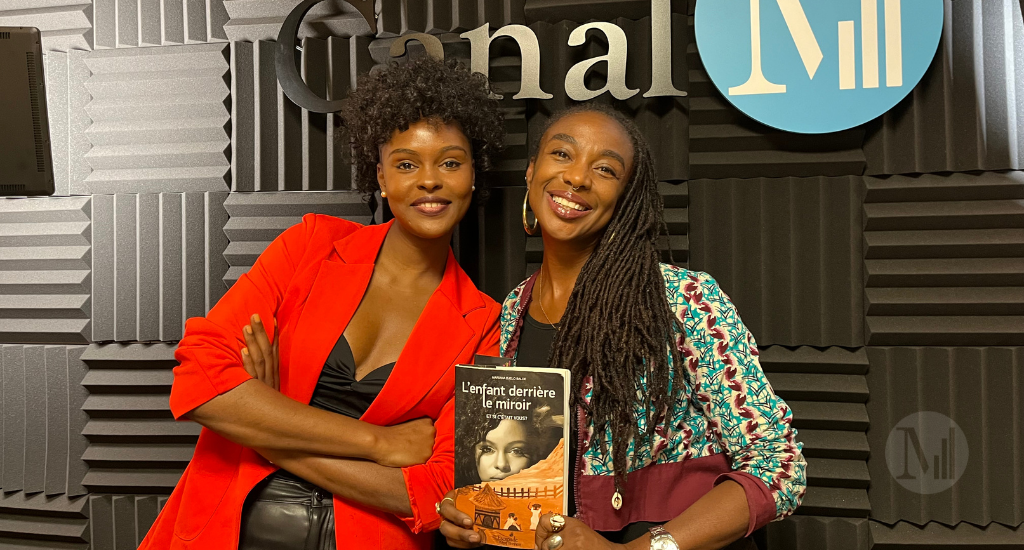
[536, 270, 561, 331]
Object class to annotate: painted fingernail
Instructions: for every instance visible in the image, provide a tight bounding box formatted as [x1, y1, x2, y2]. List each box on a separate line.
[241, 348, 249, 355]
[244, 326, 252, 334]
[252, 314, 261, 323]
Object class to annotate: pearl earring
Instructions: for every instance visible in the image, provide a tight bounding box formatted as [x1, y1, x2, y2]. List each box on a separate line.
[381, 191, 387, 198]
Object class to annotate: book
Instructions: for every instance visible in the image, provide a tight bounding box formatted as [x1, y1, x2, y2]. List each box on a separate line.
[453, 363, 571, 548]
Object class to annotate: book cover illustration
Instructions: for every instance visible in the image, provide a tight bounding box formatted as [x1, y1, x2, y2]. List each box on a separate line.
[453, 365, 571, 548]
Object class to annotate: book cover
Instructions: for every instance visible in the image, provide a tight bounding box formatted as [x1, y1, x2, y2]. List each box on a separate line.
[454, 364, 571, 549]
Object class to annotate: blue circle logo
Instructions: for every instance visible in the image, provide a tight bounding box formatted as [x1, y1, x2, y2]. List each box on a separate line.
[695, 0, 944, 134]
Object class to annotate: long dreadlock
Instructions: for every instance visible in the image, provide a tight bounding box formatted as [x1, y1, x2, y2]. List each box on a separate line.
[536, 104, 685, 494]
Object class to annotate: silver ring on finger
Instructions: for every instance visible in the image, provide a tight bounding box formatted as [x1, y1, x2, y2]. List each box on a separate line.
[548, 534, 564, 550]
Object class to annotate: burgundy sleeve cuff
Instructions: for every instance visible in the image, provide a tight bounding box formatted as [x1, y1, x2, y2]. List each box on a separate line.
[714, 472, 776, 537]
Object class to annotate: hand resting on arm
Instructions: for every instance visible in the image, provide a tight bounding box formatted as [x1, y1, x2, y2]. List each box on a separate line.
[174, 217, 435, 470]
[184, 313, 436, 470]
[237, 316, 422, 517]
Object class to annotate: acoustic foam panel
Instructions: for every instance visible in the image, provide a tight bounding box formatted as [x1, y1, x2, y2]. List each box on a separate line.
[863, 172, 1024, 346]
[689, 177, 864, 348]
[0, 491, 89, 548]
[525, 15, 689, 182]
[0, 0, 93, 52]
[866, 346, 1024, 528]
[759, 346, 871, 519]
[0, 0, 1019, 544]
[45, 51, 74, 197]
[0, 196, 91, 345]
[92, 0, 228, 48]
[80, 344, 197, 494]
[457, 187, 530, 302]
[222, 0, 372, 42]
[90, 192, 229, 343]
[0, 345, 88, 498]
[492, 69, 530, 188]
[686, 23, 865, 180]
[88, 494, 169, 550]
[766, 516, 871, 550]
[231, 37, 372, 192]
[71, 44, 231, 195]
[864, 0, 1024, 176]
[222, 191, 373, 287]
[868, 520, 1024, 547]
[525, 181, 688, 274]
[45, 49, 96, 198]
[376, 0, 525, 37]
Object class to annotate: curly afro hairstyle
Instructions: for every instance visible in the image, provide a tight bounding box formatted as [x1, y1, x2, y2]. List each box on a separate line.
[341, 57, 505, 194]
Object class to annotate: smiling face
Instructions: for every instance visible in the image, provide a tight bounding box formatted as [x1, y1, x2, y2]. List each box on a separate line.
[475, 419, 533, 482]
[377, 118, 475, 241]
[526, 111, 635, 245]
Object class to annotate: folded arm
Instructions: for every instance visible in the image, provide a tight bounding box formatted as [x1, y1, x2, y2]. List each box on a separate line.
[170, 218, 372, 458]
[245, 394, 456, 531]
[259, 451, 413, 516]
[228, 321, 415, 516]
[185, 374, 382, 460]
[171, 216, 432, 467]
[239, 296, 501, 529]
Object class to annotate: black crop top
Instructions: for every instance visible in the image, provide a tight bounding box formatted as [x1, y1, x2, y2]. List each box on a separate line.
[309, 333, 395, 418]
[267, 333, 394, 485]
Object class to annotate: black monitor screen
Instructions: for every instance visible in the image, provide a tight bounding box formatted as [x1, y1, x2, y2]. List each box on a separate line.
[0, 27, 54, 196]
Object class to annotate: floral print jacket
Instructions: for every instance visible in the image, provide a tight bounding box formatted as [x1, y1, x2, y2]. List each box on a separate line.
[499, 265, 806, 531]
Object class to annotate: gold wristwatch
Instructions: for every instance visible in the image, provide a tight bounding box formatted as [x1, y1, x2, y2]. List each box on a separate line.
[648, 526, 680, 550]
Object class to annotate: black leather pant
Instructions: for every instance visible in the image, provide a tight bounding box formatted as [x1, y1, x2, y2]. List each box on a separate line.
[238, 471, 337, 550]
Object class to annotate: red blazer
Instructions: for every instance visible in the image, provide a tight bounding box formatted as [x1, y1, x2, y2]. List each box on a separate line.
[140, 215, 500, 549]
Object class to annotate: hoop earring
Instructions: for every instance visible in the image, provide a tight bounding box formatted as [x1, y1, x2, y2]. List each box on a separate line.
[522, 192, 539, 236]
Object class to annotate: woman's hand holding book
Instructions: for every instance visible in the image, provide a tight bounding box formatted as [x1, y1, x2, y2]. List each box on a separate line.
[438, 489, 483, 548]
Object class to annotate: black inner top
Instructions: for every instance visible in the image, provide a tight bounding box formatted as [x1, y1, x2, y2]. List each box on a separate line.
[272, 333, 395, 484]
[515, 313, 559, 369]
[309, 333, 396, 417]
[515, 314, 575, 513]
[515, 312, 657, 544]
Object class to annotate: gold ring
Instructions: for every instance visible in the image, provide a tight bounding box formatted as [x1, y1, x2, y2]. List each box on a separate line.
[434, 496, 455, 515]
[548, 534, 564, 549]
[549, 513, 566, 533]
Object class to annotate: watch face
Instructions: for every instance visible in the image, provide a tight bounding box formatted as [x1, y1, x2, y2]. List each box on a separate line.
[651, 538, 678, 550]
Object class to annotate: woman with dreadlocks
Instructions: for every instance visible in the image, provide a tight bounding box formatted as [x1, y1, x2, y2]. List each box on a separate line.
[438, 104, 806, 550]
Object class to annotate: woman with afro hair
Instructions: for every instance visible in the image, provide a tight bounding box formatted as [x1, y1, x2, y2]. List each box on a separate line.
[140, 57, 506, 550]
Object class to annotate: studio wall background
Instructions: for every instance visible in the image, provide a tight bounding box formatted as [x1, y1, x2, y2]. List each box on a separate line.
[0, 0, 1022, 548]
